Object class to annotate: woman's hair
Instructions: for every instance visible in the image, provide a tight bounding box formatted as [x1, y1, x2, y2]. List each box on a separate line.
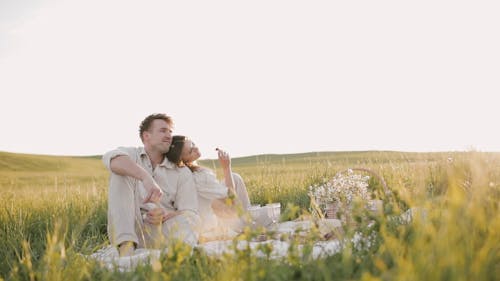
[165, 135, 200, 172]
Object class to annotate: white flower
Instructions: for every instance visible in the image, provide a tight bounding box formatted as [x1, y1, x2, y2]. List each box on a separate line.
[308, 169, 370, 208]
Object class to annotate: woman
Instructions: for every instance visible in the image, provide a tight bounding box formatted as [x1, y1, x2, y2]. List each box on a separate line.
[166, 135, 251, 236]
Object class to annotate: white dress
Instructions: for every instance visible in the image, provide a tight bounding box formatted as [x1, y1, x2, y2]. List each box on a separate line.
[192, 168, 229, 233]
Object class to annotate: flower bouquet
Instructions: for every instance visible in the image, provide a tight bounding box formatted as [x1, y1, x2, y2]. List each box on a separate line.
[308, 169, 381, 222]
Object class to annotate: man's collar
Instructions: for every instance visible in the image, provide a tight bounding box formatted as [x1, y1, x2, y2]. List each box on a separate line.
[140, 147, 175, 169]
[159, 157, 176, 169]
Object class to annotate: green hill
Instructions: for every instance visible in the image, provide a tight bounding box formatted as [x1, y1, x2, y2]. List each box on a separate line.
[0, 151, 105, 173]
[198, 150, 460, 168]
[0, 151, 109, 188]
[1, 150, 491, 173]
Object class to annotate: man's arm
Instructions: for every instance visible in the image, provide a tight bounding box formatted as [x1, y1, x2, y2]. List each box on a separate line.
[103, 148, 163, 203]
[109, 155, 149, 179]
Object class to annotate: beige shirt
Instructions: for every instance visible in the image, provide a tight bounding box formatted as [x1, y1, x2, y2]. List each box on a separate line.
[102, 146, 198, 214]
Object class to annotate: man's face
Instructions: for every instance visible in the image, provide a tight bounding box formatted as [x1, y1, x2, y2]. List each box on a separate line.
[143, 119, 173, 153]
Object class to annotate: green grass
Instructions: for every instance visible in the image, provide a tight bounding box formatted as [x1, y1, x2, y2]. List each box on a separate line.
[1, 150, 499, 280]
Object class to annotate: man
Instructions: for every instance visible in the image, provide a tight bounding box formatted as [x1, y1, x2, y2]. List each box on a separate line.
[102, 113, 200, 256]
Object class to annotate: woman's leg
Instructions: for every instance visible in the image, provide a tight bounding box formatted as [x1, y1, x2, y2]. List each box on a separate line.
[161, 211, 200, 247]
[232, 172, 251, 210]
[216, 173, 251, 232]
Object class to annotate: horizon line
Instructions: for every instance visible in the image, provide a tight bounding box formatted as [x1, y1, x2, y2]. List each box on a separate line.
[2, 148, 498, 160]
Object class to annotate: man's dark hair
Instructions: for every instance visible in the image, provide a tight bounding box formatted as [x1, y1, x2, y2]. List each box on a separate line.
[139, 113, 173, 142]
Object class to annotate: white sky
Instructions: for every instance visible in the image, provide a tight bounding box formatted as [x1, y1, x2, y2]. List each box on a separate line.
[1, 0, 499, 159]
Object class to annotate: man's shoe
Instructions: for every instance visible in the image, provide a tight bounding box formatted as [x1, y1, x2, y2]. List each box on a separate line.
[118, 241, 136, 257]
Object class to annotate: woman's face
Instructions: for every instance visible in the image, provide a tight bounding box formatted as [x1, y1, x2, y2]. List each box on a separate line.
[180, 139, 201, 163]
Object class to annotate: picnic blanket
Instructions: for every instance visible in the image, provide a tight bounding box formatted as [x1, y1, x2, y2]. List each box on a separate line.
[88, 219, 343, 272]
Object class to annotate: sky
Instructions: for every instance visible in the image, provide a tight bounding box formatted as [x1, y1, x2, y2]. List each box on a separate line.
[1, 0, 499, 159]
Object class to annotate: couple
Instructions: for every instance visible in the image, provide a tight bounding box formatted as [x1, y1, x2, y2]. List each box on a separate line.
[103, 113, 251, 256]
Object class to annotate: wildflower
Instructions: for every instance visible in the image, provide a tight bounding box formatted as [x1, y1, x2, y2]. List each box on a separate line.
[308, 169, 370, 212]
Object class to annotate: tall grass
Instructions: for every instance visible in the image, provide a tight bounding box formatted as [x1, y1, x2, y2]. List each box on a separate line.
[1, 151, 499, 280]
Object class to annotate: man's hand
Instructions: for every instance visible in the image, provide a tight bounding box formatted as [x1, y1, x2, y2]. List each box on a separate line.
[145, 207, 179, 225]
[141, 176, 163, 204]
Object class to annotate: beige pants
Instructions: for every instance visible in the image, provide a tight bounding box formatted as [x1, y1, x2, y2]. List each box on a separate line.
[107, 172, 200, 248]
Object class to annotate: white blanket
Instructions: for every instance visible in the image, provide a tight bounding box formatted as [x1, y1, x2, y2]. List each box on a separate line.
[89, 246, 162, 272]
[88, 219, 343, 272]
[199, 239, 342, 259]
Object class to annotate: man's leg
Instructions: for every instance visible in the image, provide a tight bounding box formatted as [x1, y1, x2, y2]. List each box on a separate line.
[107, 172, 143, 255]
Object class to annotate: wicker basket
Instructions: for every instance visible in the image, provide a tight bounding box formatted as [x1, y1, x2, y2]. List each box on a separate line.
[325, 202, 339, 219]
[322, 168, 388, 221]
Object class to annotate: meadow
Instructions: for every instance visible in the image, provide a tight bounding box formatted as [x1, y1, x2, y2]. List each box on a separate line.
[0, 150, 499, 280]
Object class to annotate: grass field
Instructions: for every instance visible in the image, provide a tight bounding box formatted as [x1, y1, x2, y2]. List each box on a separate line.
[0, 150, 499, 280]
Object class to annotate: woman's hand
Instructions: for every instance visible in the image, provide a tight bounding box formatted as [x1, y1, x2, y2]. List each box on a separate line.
[162, 210, 180, 222]
[144, 207, 165, 225]
[216, 147, 237, 199]
[145, 207, 180, 224]
[216, 148, 231, 169]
